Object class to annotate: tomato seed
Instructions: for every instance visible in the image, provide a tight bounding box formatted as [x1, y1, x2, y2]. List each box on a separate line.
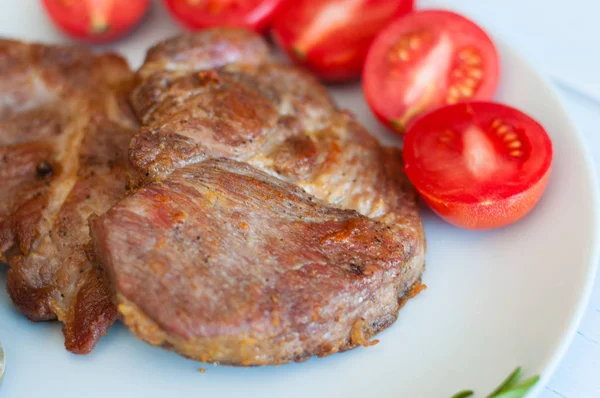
[510, 150, 523, 157]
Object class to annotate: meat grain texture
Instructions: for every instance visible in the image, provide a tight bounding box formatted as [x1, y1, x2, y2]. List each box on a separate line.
[0, 39, 137, 353]
[91, 28, 427, 366]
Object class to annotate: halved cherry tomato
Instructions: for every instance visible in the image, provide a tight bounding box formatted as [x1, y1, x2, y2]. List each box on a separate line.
[403, 102, 553, 230]
[272, 0, 413, 82]
[42, 0, 150, 42]
[164, 0, 282, 33]
[364, 10, 499, 133]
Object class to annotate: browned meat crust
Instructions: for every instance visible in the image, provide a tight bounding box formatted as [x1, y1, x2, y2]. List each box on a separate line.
[0, 39, 137, 353]
[91, 28, 426, 365]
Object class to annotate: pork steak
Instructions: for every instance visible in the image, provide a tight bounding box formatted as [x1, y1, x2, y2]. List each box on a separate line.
[0, 39, 137, 353]
[91, 29, 426, 365]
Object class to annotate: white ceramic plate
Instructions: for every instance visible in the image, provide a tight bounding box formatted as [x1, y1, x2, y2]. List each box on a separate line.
[0, 1, 598, 397]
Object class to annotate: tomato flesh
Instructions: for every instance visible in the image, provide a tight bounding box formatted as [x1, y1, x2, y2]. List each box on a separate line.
[164, 0, 282, 32]
[42, 0, 150, 42]
[273, 0, 413, 82]
[403, 102, 553, 230]
[363, 10, 499, 133]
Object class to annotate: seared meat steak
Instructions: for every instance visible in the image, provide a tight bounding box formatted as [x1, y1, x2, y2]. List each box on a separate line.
[0, 39, 137, 353]
[91, 29, 425, 365]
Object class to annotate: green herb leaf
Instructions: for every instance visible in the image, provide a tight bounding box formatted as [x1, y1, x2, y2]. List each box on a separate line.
[487, 367, 522, 397]
[451, 390, 474, 398]
[492, 375, 540, 398]
[450, 367, 540, 398]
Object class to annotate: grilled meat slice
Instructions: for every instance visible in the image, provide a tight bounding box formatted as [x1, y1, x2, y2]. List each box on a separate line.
[0, 39, 137, 353]
[91, 29, 425, 365]
[92, 158, 424, 365]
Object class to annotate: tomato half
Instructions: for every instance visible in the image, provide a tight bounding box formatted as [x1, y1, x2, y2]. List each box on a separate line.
[364, 10, 499, 133]
[164, 0, 282, 33]
[272, 0, 413, 82]
[42, 0, 150, 42]
[403, 102, 553, 230]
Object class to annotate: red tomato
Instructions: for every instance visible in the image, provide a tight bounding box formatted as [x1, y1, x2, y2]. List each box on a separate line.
[272, 0, 414, 82]
[164, 0, 282, 33]
[364, 10, 500, 133]
[403, 102, 553, 230]
[42, 0, 150, 42]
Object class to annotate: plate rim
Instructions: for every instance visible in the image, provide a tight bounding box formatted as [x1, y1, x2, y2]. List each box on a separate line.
[496, 39, 600, 395]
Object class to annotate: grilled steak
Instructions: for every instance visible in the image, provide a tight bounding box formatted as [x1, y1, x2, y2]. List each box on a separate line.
[0, 39, 137, 353]
[91, 29, 426, 365]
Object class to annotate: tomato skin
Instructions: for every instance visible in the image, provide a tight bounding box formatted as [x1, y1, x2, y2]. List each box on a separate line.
[164, 0, 283, 33]
[403, 102, 553, 230]
[272, 0, 414, 82]
[418, 171, 550, 230]
[363, 10, 499, 134]
[42, 0, 150, 43]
